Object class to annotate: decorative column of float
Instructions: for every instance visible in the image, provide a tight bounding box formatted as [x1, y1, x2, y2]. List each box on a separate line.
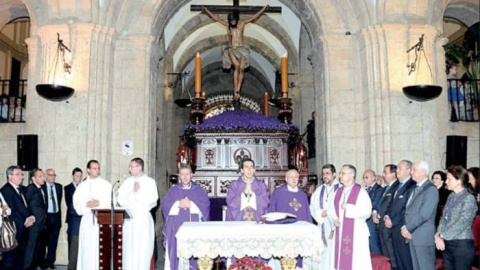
[190, 51, 206, 125]
[278, 53, 293, 124]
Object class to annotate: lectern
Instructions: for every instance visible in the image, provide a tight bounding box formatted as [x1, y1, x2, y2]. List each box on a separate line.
[94, 209, 126, 270]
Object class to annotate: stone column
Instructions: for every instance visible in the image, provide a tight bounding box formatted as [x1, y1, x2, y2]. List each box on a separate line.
[111, 34, 157, 180]
[356, 23, 444, 171]
[320, 34, 365, 172]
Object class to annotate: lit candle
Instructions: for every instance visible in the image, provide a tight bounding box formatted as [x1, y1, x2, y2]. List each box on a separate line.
[202, 92, 206, 99]
[281, 53, 288, 98]
[195, 51, 201, 98]
[264, 92, 269, 116]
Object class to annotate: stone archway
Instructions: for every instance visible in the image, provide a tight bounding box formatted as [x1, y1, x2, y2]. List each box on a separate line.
[145, 2, 336, 265]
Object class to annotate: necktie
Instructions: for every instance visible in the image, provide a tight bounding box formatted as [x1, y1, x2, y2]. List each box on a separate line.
[50, 185, 57, 213]
[407, 186, 420, 206]
[17, 187, 27, 207]
[40, 188, 46, 204]
[395, 182, 404, 198]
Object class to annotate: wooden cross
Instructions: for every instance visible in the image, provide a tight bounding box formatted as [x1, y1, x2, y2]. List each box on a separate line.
[191, 0, 282, 15]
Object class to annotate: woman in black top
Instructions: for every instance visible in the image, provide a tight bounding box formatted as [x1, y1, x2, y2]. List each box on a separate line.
[432, 171, 450, 227]
[467, 167, 480, 213]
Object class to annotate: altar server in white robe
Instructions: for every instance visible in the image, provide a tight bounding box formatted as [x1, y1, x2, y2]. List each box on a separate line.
[118, 157, 159, 270]
[73, 160, 113, 270]
[310, 164, 341, 270]
[330, 164, 372, 270]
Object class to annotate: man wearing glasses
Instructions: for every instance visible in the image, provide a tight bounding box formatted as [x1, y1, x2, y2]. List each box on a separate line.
[330, 164, 373, 270]
[40, 168, 63, 269]
[118, 157, 159, 270]
[1, 165, 35, 270]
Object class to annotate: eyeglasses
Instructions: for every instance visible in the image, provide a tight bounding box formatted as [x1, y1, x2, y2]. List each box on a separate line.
[129, 165, 140, 169]
[47, 174, 57, 177]
[13, 173, 24, 176]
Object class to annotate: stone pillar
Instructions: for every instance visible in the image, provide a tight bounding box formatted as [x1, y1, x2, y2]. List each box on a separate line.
[320, 34, 365, 172]
[356, 23, 445, 171]
[111, 34, 157, 180]
[28, 23, 117, 175]
[23, 23, 117, 265]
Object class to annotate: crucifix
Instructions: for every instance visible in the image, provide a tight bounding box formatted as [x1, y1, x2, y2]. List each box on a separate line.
[191, 1, 281, 109]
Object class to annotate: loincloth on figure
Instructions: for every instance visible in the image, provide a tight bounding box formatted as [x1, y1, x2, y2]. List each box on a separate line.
[222, 46, 250, 69]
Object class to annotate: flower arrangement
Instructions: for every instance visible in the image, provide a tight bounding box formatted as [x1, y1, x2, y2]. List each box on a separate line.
[184, 109, 299, 133]
[228, 258, 272, 270]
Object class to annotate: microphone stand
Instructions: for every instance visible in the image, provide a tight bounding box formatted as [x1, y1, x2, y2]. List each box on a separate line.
[111, 180, 120, 270]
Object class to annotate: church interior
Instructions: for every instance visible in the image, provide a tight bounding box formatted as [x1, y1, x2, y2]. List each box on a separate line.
[0, 0, 478, 266]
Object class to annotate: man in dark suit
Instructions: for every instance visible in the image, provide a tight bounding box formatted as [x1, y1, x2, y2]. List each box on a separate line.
[0, 165, 35, 270]
[373, 164, 400, 269]
[363, 169, 383, 255]
[402, 161, 438, 270]
[24, 168, 47, 270]
[64, 167, 83, 270]
[384, 160, 416, 270]
[40, 168, 63, 269]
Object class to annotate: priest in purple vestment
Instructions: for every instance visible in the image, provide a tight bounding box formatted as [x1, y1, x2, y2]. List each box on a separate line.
[226, 158, 270, 221]
[268, 169, 312, 223]
[161, 165, 210, 270]
[268, 169, 312, 269]
[331, 164, 373, 270]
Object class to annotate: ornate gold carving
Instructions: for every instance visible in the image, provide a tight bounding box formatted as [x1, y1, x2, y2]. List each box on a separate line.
[280, 256, 297, 270]
[197, 255, 213, 270]
[243, 210, 254, 221]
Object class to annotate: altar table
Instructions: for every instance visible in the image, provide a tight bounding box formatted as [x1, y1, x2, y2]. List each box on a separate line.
[176, 221, 323, 270]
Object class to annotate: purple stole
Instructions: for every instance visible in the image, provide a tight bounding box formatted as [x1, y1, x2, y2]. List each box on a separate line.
[319, 183, 340, 236]
[334, 184, 361, 270]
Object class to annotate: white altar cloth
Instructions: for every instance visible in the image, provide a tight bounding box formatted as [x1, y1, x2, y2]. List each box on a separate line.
[176, 221, 323, 270]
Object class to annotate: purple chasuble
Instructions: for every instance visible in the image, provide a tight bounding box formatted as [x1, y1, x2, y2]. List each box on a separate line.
[334, 183, 361, 270]
[226, 177, 270, 221]
[267, 184, 312, 223]
[161, 183, 210, 270]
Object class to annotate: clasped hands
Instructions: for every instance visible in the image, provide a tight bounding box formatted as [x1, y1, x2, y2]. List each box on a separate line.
[244, 182, 253, 195]
[24, 216, 35, 227]
[1, 205, 9, 216]
[134, 181, 140, 192]
[86, 199, 100, 208]
[434, 233, 445, 251]
[372, 213, 380, 224]
[333, 203, 348, 227]
[401, 226, 412, 240]
[384, 216, 392, 228]
[179, 197, 191, 209]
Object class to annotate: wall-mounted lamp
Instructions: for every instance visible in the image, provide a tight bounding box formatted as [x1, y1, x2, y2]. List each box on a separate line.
[402, 34, 442, 102]
[170, 71, 192, 108]
[36, 33, 75, 102]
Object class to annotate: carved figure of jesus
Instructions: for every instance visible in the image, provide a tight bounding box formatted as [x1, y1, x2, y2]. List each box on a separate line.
[203, 5, 269, 102]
